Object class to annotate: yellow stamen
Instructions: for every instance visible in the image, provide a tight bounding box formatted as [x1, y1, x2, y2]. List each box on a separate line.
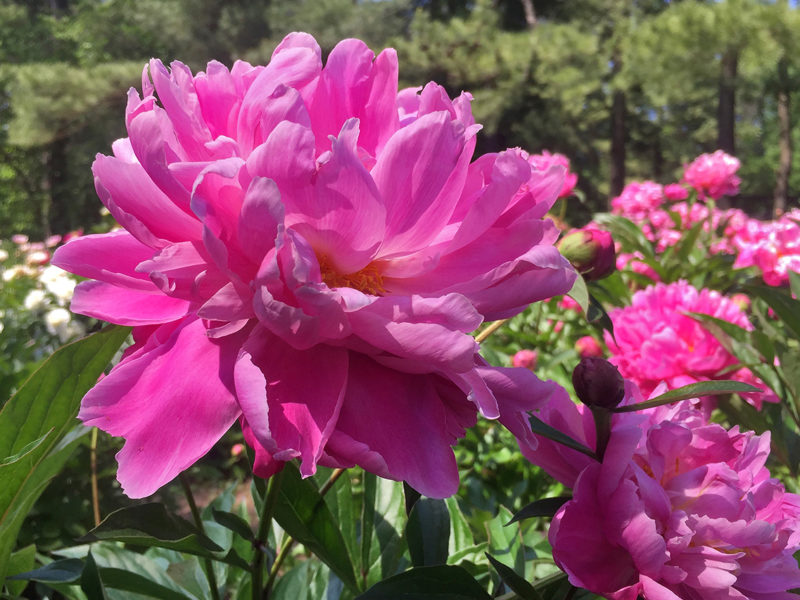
[318, 255, 386, 296]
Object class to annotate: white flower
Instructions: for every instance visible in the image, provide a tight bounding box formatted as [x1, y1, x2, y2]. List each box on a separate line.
[40, 265, 76, 304]
[24, 289, 48, 311]
[0, 249, 9, 262]
[45, 308, 81, 342]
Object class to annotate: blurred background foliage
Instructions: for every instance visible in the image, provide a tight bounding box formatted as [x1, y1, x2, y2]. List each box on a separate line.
[1, 0, 799, 238]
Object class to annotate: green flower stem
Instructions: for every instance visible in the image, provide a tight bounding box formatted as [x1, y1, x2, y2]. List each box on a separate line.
[252, 467, 287, 600]
[178, 473, 221, 600]
[475, 319, 509, 343]
[90, 427, 101, 527]
[590, 406, 612, 462]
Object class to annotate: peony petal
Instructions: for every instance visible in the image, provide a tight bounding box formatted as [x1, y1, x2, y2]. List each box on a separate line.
[71, 280, 191, 326]
[234, 329, 348, 476]
[52, 231, 156, 291]
[324, 353, 464, 498]
[79, 318, 242, 497]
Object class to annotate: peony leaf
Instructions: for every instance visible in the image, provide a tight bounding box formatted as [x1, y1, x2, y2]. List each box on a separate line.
[0, 325, 131, 584]
[98, 568, 192, 600]
[506, 497, 571, 525]
[8, 558, 84, 583]
[746, 285, 800, 340]
[567, 274, 589, 313]
[528, 415, 596, 459]
[611, 380, 762, 413]
[355, 565, 491, 599]
[211, 509, 256, 544]
[80, 552, 108, 600]
[486, 553, 544, 600]
[272, 462, 358, 592]
[406, 498, 450, 567]
[79, 503, 224, 555]
[593, 214, 655, 258]
[4, 544, 35, 597]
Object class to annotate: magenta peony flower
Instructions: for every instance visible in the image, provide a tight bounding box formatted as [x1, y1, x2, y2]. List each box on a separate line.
[512, 349, 537, 370]
[52, 33, 575, 498]
[734, 219, 800, 287]
[682, 150, 741, 200]
[575, 335, 603, 358]
[611, 181, 664, 222]
[527, 150, 578, 199]
[605, 281, 776, 409]
[549, 400, 800, 600]
[662, 183, 688, 202]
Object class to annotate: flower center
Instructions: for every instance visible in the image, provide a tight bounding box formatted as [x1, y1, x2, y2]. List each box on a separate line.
[318, 255, 386, 296]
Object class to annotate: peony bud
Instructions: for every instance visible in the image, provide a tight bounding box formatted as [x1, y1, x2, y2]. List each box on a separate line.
[557, 227, 616, 281]
[572, 357, 624, 409]
[512, 349, 538, 370]
[575, 335, 603, 358]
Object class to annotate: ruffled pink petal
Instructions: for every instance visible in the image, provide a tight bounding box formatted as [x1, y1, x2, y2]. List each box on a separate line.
[78, 318, 242, 497]
[93, 154, 202, 244]
[71, 280, 191, 326]
[285, 119, 386, 273]
[52, 231, 156, 291]
[346, 293, 481, 372]
[234, 329, 348, 476]
[323, 353, 464, 498]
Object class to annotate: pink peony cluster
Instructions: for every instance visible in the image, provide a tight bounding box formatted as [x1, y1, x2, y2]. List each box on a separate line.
[682, 150, 741, 200]
[611, 181, 664, 222]
[605, 281, 776, 409]
[733, 218, 800, 287]
[546, 398, 800, 600]
[527, 150, 578, 199]
[52, 34, 576, 498]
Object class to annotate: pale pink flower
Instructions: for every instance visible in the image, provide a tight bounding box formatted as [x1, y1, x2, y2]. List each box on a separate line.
[527, 150, 578, 199]
[549, 399, 800, 600]
[682, 150, 741, 200]
[512, 349, 537, 370]
[11, 234, 28, 245]
[575, 335, 603, 358]
[605, 281, 776, 409]
[52, 34, 575, 498]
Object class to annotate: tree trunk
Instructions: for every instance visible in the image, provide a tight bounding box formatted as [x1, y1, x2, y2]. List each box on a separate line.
[610, 88, 626, 201]
[520, 0, 537, 29]
[716, 49, 737, 156]
[774, 58, 792, 218]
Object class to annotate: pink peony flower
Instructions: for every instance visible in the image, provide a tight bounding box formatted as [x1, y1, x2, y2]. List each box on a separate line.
[611, 181, 664, 223]
[527, 150, 578, 199]
[575, 335, 603, 358]
[512, 349, 537, 370]
[682, 150, 741, 200]
[616, 252, 659, 282]
[549, 400, 800, 600]
[734, 219, 800, 287]
[52, 34, 575, 498]
[662, 183, 688, 201]
[605, 281, 776, 409]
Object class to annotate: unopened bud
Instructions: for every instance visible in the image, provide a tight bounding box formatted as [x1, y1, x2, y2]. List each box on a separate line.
[512, 349, 537, 370]
[572, 357, 624, 409]
[557, 227, 616, 281]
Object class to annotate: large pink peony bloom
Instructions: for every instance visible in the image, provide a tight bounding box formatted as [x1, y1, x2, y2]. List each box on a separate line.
[605, 281, 776, 409]
[611, 181, 664, 222]
[549, 400, 800, 600]
[682, 150, 741, 200]
[52, 34, 575, 498]
[733, 218, 800, 287]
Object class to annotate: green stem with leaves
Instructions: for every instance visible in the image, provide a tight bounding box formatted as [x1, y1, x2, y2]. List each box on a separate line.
[253, 467, 287, 600]
[178, 474, 221, 600]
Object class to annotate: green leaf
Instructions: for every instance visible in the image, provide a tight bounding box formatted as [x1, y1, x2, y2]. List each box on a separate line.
[0, 325, 131, 583]
[0, 430, 52, 467]
[406, 498, 450, 567]
[446, 497, 474, 556]
[211, 509, 255, 544]
[79, 503, 224, 556]
[593, 214, 655, 258]
[80, 552, 108, 600]
[355, 565, 491, 600]
[361, 471, 377, 577]
[485, 507, 524, 576]
[528, 415, 596, 459]
[4, 544, 35, 596]
[507, 497, 571, 525]
[99, 568, 193, 600]
[789, 271, 800, 300]
[612, 380, 762, 413]
[746, 285, 800, 340]
[272, 462, 358, 592]
[8, 558, 84, 583]
[567, 274, 589, 313]
[586, 294, 615, 340]
[486, 553, 543, 600]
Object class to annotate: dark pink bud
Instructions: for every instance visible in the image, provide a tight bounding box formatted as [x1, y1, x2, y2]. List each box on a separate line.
[572, 357, 625, 409]
[557, 227, 616, 281]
